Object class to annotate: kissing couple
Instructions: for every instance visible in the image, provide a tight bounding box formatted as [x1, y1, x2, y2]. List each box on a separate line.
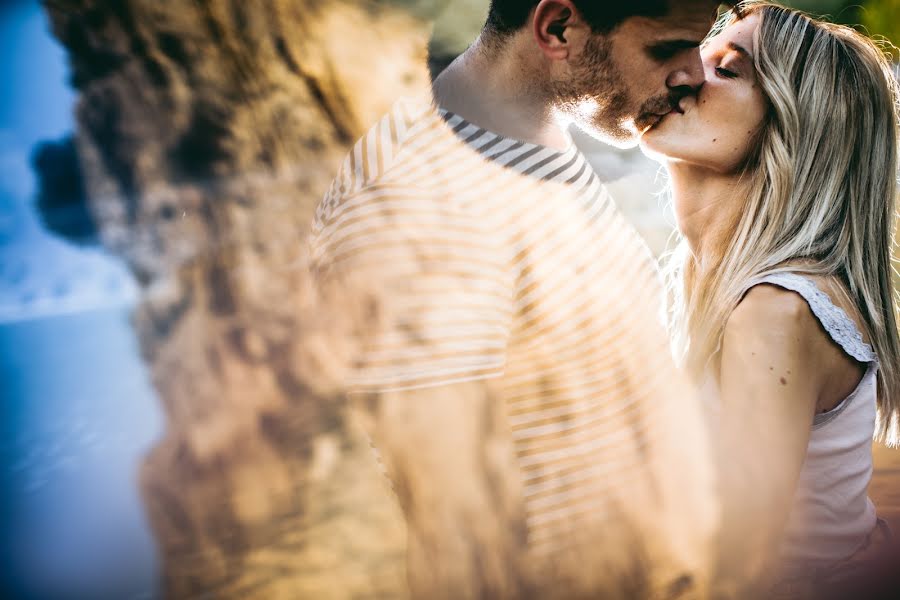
[310, 1, 900, 598]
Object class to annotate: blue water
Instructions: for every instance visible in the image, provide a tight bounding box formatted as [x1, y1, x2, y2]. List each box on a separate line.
[1, 309, 163, 600]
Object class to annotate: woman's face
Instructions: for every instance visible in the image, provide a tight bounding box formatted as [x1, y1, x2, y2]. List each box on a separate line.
[639, 13, 769, 173]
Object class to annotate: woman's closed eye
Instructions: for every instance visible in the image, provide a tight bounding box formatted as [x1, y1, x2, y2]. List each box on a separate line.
[715, 66, 738, 79]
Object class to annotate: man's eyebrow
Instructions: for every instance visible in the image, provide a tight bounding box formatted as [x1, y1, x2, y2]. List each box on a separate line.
[651, 39, 704, 50]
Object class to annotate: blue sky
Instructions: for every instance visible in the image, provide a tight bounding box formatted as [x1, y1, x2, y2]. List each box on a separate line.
[0, 1, 75, 137]
[0, 0, 136, 323]
[0, 0, 75, 200]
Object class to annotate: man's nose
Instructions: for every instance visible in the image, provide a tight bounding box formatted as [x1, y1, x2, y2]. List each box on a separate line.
[666, 50, 705, 96]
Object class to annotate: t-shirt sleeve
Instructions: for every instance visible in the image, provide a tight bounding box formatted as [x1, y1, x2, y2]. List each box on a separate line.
[309, 183, 513, 393]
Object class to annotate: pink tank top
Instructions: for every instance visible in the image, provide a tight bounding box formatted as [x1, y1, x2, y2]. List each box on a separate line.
[711, 272, 879, 568]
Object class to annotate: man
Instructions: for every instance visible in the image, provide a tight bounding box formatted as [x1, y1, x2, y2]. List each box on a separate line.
[310, 1, 729, 598]
[435, 0, 719, 148]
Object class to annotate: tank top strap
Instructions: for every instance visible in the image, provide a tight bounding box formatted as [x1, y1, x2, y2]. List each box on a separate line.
[744, 272, 878, 364]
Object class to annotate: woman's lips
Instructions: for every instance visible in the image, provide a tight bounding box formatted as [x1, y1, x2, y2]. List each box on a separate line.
[658, 103, 686, 123]
[641, 101, 687, 133]
[657, 103, 685, 121]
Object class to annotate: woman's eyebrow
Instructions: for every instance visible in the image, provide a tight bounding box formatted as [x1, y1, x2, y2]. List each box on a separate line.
[728, 41, 753, 61]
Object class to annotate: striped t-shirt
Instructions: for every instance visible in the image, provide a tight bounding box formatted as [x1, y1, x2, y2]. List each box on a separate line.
[310, 98, 714, 581]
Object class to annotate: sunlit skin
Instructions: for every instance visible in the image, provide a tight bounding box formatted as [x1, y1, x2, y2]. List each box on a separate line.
[641, 14, 769, 173]
[432, 0, 720, 150]
[590, 5, 723, 142]
[641, 15, 871, 592]
[640, 13, 769, 254]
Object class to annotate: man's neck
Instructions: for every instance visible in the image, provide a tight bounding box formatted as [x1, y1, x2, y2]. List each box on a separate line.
[431, 35, 571, 151]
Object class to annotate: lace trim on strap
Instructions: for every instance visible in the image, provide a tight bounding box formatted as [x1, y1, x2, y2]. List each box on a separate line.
[748, 273, 878, 364]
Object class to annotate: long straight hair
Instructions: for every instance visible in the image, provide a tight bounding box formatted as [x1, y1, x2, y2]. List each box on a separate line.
[664, 1, 900, 444]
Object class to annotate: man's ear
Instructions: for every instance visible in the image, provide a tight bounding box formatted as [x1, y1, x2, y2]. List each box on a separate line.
[532, 0, 580, 60]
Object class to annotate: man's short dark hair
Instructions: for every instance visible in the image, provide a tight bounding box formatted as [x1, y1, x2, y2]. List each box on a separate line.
[484, 1, 732, 37]
[485, 0, 668, 36]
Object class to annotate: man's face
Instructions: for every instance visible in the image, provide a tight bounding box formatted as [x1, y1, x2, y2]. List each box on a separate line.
[553, 2, 719, 147]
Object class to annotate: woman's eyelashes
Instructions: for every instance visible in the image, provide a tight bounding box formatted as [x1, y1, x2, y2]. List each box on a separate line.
[715, 65, 738, 78]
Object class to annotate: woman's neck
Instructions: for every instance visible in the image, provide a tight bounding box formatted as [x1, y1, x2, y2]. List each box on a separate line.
[668, 162, 747, 272]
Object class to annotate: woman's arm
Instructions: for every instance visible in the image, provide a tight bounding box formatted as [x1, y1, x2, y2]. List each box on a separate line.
[713, 283, 826, 597]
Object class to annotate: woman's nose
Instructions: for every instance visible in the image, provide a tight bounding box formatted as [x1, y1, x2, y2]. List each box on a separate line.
[667, 49, 705, 96]
[699, 51, 720, 82]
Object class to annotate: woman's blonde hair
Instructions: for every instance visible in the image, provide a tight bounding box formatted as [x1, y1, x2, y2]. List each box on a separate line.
[664, 1, 900, 444]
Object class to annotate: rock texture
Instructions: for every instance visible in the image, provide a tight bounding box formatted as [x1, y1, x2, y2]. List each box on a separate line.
[42, 1, 442, 597]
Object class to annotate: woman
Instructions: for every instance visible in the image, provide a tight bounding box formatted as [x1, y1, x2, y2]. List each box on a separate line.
[639, 1, 900, 596]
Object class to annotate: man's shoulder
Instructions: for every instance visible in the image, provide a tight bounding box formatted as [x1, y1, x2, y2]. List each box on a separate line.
[313, 98, 442, 228]
[335, 98, 437, 190]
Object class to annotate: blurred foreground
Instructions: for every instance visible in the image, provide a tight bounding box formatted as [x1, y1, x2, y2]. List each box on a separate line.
[1, 1, 899, 599]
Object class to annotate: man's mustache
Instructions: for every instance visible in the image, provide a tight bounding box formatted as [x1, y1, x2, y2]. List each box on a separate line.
[641, 92, 691, 118]
[634, 92, 692, 132]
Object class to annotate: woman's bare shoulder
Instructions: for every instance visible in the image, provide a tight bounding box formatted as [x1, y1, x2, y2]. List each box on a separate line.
[725, 283, 818, 342]
[719, 283, 826, 413]
[722, 279, 861, 403]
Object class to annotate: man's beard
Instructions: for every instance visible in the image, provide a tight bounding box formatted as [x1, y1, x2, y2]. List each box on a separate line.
[551, 35, 679, 147]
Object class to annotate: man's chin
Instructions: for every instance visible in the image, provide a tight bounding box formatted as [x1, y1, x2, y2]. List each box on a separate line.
[572, 121, 640, 149]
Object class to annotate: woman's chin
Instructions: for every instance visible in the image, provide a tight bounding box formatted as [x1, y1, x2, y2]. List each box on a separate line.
[638, 135, 679, 164]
